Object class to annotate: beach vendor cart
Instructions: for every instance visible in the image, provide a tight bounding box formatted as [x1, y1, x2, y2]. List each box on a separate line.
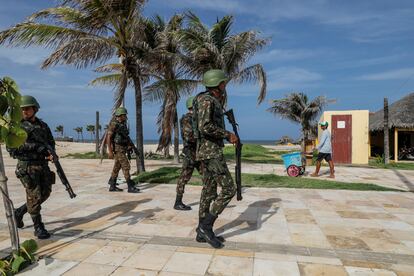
[281, 152, 305, 177]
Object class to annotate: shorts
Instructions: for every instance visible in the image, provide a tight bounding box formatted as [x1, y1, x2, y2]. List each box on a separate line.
[317, 152, 332, 162]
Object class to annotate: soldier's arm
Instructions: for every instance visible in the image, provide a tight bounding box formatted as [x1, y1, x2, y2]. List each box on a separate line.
[45, 124, 56, 151]
[198, 99, 229, 139]
[182, 115, 195, 143]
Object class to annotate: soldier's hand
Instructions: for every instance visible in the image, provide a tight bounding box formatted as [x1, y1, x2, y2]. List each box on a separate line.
[228, 132, 238, 144]
[108, 152, 114, 159]
[46, 154, 54, 162]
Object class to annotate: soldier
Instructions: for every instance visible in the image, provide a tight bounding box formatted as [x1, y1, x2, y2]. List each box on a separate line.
[8, 95, 55, 239]
[193, 69, 238, 249]
[174, 96, 201, 211]
[106, 107, 140, 193]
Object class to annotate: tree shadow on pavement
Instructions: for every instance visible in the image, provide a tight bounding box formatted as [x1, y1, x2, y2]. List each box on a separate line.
[45, 198, 162, 233]
[392, 169, 414, 191]
[215, 198, 281, 239]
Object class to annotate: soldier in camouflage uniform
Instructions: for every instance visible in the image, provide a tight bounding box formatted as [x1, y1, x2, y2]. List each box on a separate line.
[8, 95, 55, 239]
[174, 96, 201, 211]
[106, 107, 140, 193]
[193, 69, 238, 249]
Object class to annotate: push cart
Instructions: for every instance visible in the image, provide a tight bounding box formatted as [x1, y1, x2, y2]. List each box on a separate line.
[281, 152, 305, 177]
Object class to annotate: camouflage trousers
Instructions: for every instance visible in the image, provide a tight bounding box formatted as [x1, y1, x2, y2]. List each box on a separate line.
[111, 146, 131, 180]
[15, 161, 53, 216]
[199, 155, 236, 219]
[176, 154, 202, 196]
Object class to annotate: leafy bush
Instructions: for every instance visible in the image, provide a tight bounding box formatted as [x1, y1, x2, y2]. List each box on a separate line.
[0, 239, 38, 275]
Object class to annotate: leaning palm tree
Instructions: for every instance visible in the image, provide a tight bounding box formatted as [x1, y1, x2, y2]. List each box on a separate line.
[0, 0, 148, 172]
[267, 92, 328, 152]
[55, 125, 64, 137]
[180, 13, 268, 104]
[143, 15, 198, 163]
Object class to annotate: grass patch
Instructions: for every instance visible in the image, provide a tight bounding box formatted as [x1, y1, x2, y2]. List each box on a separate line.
[223, 144, 294, 164]
[368, 159, 414, 170]
[64, 151, 105, 159]
[134, 167, 401, 192]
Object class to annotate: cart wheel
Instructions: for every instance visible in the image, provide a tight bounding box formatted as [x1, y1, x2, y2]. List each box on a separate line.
[299, 166, 305, 175]
[287, 165, 300, 177]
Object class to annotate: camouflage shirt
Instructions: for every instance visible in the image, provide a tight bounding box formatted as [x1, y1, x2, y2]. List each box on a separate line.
[194, 91, 229, 160]
[180, 112, 196, 155]
[108, 120, 130, 150]
[7, 117, 55, 161]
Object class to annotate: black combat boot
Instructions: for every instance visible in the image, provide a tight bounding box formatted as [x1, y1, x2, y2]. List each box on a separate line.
[174, 195, 192, 211]
[14, 204, 27, 229]
[196, 217, 225, 243]
[196, 213, 223, 249]
[31, 214, 51, 239]
[108, 177, 123, 192]
[127, 179, 140, 193]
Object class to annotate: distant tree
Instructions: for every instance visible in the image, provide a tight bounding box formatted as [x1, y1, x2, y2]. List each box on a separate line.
[86, 125, 95, 141]
[73, 127, 82, 141]
[55, 125, 64, 137]
[267, 92, 328, 152]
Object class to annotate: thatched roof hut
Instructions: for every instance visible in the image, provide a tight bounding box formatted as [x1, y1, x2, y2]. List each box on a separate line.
[369, 92, 414, 131]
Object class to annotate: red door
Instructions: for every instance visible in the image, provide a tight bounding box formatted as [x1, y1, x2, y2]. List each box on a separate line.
[331, 115, 352, 164]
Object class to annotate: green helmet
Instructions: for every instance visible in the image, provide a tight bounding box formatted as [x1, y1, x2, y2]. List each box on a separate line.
[115, 107, 128, 116]
[186, 96, 195, 109]
[202, 69, 228, 87]
[20, 95, 40, 109]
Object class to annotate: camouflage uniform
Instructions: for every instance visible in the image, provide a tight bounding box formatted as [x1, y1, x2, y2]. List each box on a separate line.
[176, 112, 201, 196]
[8, 118, 55, 217]
[108, 120, 131, 180]
[194, 91, 236, 219]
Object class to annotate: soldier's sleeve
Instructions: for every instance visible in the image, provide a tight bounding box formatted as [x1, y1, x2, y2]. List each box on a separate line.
[107, 121, 116, 135]
[45, 124, 56, 151]
[182, 115, 195, 143]
[198, 98, 228, 139]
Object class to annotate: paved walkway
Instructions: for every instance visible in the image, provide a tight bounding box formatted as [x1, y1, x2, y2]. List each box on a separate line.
[0, 156, 414, 275]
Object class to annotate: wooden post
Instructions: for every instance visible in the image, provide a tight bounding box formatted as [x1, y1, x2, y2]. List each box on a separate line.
[0, 145, 20, 251]
[95, 111, 100, 154]
[383, 98, 390, 164]
[394, 128, 398, 162]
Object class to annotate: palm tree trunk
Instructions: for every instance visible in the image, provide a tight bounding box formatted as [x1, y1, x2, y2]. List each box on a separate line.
[173, 111, 180, 164]
[384, 98, 390, 164]
[0, 145, 20, 251]
[132, 76, 145, 172]
[95, 111, 100, 154]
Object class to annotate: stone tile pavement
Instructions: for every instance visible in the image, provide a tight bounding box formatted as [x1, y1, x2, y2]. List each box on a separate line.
[0, 156, 414, 275]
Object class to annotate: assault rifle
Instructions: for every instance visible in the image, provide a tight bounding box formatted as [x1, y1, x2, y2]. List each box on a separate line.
[224, 109, 243, 201]
[126, 137, 139, 160]
[44, 144, 77, 199]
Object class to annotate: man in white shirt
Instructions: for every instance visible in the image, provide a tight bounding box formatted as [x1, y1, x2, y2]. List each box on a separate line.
[311, 121, 335, 178]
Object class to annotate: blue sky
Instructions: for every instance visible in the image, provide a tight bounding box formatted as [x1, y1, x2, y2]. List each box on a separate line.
[1, 0, 414, 141]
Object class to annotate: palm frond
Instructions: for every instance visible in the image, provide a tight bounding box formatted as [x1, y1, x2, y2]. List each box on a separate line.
[41, 36, 115, 69]
[89, 73, 122, 86]
[232, 64, 267, 104]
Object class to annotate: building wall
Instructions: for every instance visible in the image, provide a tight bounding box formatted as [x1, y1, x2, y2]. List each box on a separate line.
[319, 110, 370, 164]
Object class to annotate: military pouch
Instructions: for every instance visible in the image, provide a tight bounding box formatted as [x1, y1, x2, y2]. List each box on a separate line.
[206, 157, 226, 175]
[15, 164, 35, 189]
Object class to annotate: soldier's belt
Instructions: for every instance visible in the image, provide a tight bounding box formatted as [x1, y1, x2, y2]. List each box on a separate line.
[18, 160, 48, 165]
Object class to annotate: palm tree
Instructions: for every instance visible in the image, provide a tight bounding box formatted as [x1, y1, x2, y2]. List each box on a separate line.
[55, 125, 64, 137]
[143, 15, 198, 163]
[73, 127, 82, 141]
[0, 0, 148, 172]
[86, 124, 95, 141]
[267, 92, 328, 152]
[180, 13, 268, 104]
[79, 126, 84, 142]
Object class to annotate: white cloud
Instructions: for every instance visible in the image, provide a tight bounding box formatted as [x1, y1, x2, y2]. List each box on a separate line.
[266, 67, 323, 90]
[356, 68, 414, 81]
[0, 46, 50, 65]
[253, 48, 320, 64]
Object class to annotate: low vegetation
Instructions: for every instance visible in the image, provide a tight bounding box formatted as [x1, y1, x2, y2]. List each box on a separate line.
[135, 167, 401, 191]
[223, 144, 295, 164]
